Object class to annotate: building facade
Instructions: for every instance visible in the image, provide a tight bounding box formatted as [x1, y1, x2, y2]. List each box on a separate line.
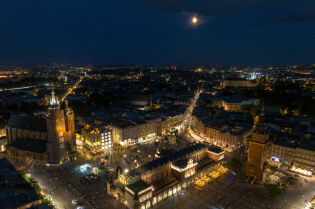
[110, 143, 225, 209]
[81, 124, 112, 153]
[265, 136, 315, 176]
[108, 118, 160, 148]
[6, 91, 76, 164]
[160, 113, 184, 135]
[213, 97, 259, 112]
[191, 113, 252, 149]
[221, 79, 258, 88]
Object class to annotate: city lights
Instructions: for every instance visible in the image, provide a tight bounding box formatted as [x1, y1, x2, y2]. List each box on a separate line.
[1, 0, 314, 208]
[78, 164, 92, 174]
[290, 166, 312, 176]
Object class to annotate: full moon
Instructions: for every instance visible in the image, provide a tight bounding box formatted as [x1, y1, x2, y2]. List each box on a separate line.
[192, 17, 198, 24]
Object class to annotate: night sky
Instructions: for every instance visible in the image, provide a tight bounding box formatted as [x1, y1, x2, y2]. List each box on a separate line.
[0, 0, 314, 65]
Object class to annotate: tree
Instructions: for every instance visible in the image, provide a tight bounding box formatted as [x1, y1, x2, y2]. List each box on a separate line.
[264, 184, 283, 202]
[287, 176, 297, 185]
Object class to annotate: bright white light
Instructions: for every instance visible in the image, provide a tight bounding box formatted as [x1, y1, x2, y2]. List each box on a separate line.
[271, 156, 280, 162]
[124, 169, 129, 174]
[192, 16, 198, 24]
[79, 164, 91, 174]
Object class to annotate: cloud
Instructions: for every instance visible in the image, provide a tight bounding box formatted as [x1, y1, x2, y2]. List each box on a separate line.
[137, 0, 315, 24]
[84, 31, 168, 42]
[86, 32, 147, 40]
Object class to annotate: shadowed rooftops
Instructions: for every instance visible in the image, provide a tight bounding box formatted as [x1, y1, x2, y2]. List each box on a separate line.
[7, 138, 47, 153]
[6, 115, 47, 132]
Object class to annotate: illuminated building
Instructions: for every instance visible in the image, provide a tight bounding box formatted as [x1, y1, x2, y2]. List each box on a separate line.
[6, 91, 76, 164]
[221, 78, 258, 88]
[191, 108, 253, 149]
[111, 143, 225, 209]
[81, 124, 112, 153]
[108, 118, 159, 148]
[0, 125, 6, 138]
[107, 105, 185, 147]
[265, 134, 315, 177]
[160, 107, 186, 135]
[0, 122, 6, 152]
[246, 113, 269, 181]
[129, 94, 153, 110]
[213, 97, 259, 112]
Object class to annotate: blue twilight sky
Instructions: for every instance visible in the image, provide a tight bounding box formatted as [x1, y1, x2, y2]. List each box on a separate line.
[0, 0, 314, 65]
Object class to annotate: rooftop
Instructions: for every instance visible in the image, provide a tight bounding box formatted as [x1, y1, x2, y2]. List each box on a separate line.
[172, 157, 189, 169]
[127, 179, 150, 194]
[153, 174, 179, 192]
[133, 143, 206, 174]
[0, 158, 41, 209]
[8, 138, 47, 153]
[273, 133, 315, 152]
[197, 157, 215, 171]
[6, 115, 47, 132]
[207, 145, 224, 154]
[193, 107, 253, 136]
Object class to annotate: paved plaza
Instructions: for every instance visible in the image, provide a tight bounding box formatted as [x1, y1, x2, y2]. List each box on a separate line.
[6, 147, 315, 209]
[154, 173, 268, 209]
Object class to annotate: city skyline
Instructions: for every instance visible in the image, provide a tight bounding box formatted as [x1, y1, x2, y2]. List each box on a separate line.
[0, 1, 315, 209]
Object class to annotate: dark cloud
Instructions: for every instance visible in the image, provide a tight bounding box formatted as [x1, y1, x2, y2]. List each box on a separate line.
[138, 0, 315, 23]
[0, 0, 314, 64]
[86, 32, 148, 40]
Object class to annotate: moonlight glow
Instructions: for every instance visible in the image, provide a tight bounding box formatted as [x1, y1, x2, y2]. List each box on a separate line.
[192, 17, 198, 24]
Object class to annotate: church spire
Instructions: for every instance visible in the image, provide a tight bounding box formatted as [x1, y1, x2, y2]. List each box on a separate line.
[49, 89, 59, 107]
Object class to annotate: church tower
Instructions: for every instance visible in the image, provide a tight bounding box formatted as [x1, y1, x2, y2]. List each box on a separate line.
[64, 99, 76, 157]
[46, 91, 76, 164]
[246, 113, 269, 181]
[46, 90, 66, 163]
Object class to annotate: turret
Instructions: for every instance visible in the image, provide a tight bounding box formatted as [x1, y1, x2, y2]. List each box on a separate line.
[64, 99, 72, 115]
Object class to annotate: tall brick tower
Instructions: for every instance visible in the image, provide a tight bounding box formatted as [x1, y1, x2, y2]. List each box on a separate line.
[64, 99, 76, 159]
[246, 113, 269, 181]
[46, 91, 76, 164]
